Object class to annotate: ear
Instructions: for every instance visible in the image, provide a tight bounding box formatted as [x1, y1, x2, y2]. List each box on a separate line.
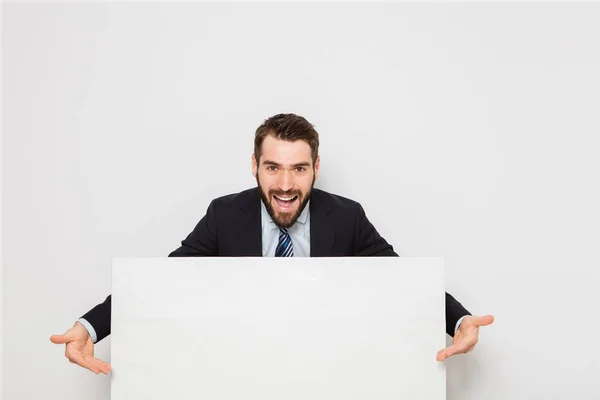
[251, 153, 258, 177]
[314, 155, 321, 180]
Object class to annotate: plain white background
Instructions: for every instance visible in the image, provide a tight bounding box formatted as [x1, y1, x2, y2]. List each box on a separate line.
[2, 2, 600, 399]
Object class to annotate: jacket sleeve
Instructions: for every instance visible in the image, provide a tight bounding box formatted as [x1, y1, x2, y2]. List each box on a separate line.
[354, 204, 397, 256]
[353, 203, 471, 336]
[168, 200, 219, 257]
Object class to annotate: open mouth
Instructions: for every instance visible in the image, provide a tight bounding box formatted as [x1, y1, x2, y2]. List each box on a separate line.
[273, 195, 299, 210]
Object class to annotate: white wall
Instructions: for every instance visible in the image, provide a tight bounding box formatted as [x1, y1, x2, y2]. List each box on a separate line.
[0, 3, 4, 396]
[3, 3, 600, 399]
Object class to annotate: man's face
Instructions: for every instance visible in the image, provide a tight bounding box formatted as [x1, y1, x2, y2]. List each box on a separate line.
[252, 135, 320, 229]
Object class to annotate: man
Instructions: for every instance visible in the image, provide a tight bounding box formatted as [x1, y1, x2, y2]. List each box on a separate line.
[51, 113, 494, 375]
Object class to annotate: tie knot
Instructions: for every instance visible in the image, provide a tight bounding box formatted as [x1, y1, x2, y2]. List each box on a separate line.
[279, 227, 289, 235]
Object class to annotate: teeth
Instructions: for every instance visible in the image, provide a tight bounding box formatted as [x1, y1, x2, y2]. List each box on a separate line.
[275, 196, 295, 201]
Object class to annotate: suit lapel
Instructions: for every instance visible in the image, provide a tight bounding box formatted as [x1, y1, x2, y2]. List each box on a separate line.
[237, 188, 263, 256]
[310, 189, 335, 257]
[236, 187, 335, 257]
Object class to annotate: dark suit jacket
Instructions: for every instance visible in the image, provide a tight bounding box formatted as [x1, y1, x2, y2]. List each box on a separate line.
[82, 187, 470, 342]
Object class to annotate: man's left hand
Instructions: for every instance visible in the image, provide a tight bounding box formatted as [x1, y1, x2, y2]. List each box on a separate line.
[436, 314, 495, 361]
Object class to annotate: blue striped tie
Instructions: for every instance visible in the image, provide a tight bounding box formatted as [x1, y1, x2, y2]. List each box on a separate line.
[275, 228, 294, 257]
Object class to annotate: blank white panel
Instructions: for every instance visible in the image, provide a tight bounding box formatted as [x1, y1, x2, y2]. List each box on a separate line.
[111, 257, 445, 400]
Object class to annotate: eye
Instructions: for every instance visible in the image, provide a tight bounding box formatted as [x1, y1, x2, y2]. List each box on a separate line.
[266, 166, 277, 172]
[295, 167, 306, 173]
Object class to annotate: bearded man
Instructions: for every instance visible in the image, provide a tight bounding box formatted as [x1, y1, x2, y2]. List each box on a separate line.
[51, 113, 494, 374]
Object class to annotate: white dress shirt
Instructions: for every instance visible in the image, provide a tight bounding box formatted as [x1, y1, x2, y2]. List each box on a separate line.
[261, 200, 310, 257]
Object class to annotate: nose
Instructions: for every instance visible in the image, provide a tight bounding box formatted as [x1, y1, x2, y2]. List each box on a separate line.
[277, 170, 294, 192]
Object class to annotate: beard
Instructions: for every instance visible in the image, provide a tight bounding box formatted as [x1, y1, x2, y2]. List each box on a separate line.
[257, 175, 315, 229]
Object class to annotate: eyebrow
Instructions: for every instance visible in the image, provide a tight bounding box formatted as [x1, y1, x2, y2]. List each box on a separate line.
[262, 160, 311, 168]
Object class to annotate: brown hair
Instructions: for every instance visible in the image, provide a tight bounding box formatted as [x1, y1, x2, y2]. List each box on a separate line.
[254, 113, 320, 166]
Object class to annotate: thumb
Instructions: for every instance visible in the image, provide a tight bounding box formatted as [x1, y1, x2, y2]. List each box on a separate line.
[472, 314, 495, 327]
[50, 332, 71, 344]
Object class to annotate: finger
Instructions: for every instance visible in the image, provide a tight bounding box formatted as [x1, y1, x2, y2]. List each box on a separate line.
[437, 346, 458, 361]
[85, 355, 111, 374]
[437, 347, 452, 361]
[66, 349, 107, 374]
[83, 355, 111, 375]
[98, 360, 112, 374]
[436, 348, 447, 361]
[50, 334, 70, 344]
[437, 340, 473, 361]
[472, 315, 495, 327]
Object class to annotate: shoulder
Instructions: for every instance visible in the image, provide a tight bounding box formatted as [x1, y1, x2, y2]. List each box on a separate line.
[212, 187, 257, 204]
[211, 187, 258, 207]
[311, 188, 364, 214]
[208, 187, 259, 212]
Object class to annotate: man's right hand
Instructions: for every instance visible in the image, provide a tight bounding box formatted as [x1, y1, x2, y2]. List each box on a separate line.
[50, 321, 111, 374]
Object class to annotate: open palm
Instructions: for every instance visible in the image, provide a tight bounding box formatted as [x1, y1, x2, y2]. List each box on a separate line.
[50, 322, 111, 374]
[436, 314, 494, 361]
